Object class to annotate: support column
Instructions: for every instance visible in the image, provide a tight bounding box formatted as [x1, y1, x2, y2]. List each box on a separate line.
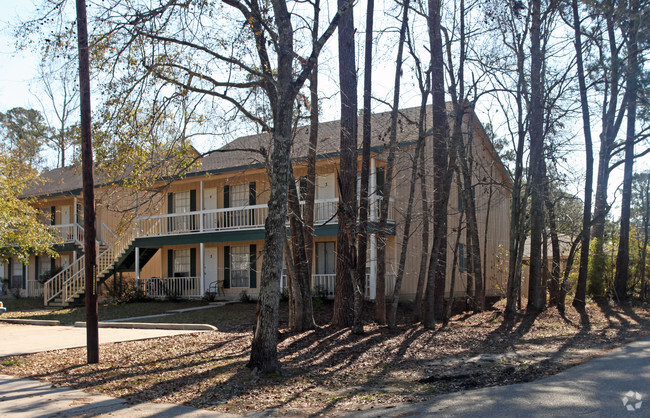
[73, 197, 78, 224]
[200, 243, 205, 296]
[25, 263, 29, 297]
[370, 233, 377, 300]
[370, 158, 377, 221]
[135, 247, 140, 282]
[200, 181, 204, 232]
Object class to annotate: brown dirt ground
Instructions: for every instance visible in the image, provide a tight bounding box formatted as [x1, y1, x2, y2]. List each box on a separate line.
[1, 299, 649, 415]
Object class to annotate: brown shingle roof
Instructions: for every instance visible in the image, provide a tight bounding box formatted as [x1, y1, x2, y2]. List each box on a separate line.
[24, 104, 510, 197]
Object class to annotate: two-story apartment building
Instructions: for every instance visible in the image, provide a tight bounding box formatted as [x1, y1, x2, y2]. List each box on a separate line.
[7, 105, 511, 307]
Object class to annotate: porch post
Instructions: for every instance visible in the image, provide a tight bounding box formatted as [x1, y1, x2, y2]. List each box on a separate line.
[369, 233, 377, 299]
[370, 158, 377, 221]
[73, 197, 77, 224]
[135, 247, 140, 282]
[200, 242, 205, 296]
[199, 181, 204, 232]
[25, 263, 29, 297]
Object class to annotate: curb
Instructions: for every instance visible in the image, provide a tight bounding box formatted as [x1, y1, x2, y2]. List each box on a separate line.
[0, 319, 61, 326]
[73, 321, 217, 331]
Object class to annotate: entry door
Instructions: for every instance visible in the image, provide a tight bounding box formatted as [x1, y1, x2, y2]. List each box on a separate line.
[204, 247, 219, 291]
[203, 188, 218, 229]
[204, 188, 217, 210]
[61, 205, 71, 225]
[60, 255, 71, 269]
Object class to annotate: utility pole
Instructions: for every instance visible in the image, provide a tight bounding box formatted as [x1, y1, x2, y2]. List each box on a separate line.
[75, 0, 99, 363]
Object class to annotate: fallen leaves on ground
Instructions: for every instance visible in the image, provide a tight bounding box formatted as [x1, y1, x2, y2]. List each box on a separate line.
[1, 299, 649, 415]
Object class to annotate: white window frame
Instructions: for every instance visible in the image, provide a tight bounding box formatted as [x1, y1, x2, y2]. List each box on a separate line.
[316, 241, 336, 275]
[230, 246, 250, 288]
[174, 191, 191, 213]
[230, 184, 249, 207]
[174, 249, 191, 277]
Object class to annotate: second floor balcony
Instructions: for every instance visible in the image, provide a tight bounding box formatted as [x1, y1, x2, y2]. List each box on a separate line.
[134, 197, 394, 239]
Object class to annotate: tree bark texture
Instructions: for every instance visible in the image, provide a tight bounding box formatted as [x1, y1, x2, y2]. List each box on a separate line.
[332, 0, 358, 328]
[355, 0, 374, 334]
[614, 0, 638, 302]
[75, 0, 99, 365]
[527, 0, 546, 313]
[423, 0, 451, 329]
[571, 0, 594, 312]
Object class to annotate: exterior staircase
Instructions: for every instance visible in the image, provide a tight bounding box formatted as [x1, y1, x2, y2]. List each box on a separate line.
[43, 228, 137, 308]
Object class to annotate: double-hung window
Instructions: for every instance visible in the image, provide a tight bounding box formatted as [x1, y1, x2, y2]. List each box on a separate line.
[174, 249, 191, 277]
[230, 246, 250, 288]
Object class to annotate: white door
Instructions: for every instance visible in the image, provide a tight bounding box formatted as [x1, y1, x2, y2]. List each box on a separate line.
[204, 247, 219, 292]
[203, 188, 217, 229]
[60, 255, 71, 269]
[204, 188, 217, 210]
[61, 205, 71, 225]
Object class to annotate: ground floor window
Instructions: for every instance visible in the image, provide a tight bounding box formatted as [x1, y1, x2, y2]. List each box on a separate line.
[174, 249, 191, 277]
[316, 242, 336, 275]
[230, 246, 250, 288]
[10, 258, 24, 289]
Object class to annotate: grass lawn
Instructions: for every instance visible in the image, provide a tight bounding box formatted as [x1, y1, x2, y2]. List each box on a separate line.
[0, 298, 212, 325]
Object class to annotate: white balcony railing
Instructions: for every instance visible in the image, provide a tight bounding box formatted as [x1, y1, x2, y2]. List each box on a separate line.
[51, 223, 84, 245]
[134, 198, 394, 239]
[136, 277, 202, 299]
[280, 273, 396, 300]
[27, 280, 44, 298]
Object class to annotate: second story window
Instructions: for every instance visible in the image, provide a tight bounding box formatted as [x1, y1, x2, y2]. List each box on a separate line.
[174, 191, 191, 213]
[230, 184, 249, 207]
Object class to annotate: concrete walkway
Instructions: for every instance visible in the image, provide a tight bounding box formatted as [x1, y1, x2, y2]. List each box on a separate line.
[0, 375, 234, 417]
[0, 323, 206, 357]
[350, 335, 650, 417]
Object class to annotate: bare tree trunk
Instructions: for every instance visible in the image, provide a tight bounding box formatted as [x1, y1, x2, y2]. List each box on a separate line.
[303, 0, 320, 324]
[641, 181, 649, 300]
[455, 111, 484, 312]
[526, 0, 546, 314]
[356, 0, 374, 334]
[377, 0, 409, 326]
[424, 0, 451, 329]
[287, 169, 315, 331]
[446, 197, 465, 324]
[76, 0, 98, 365]
[542, 163, 561, 306]
[614, 0, 639, 303]
[404, 35, 432, 322]
[482, 172, 494, 301]
[385, 0, 414, 330]
[504, 48, 528, 319]
[571, 0, 594, 313]
[283, 236, 301, 329]
[584, 7, 626, 307]
[415, 148, 430, 320]
[332, 0, 357, 328]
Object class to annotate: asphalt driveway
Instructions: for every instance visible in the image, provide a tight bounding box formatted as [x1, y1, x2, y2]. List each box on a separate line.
[351, 334, 650, 417]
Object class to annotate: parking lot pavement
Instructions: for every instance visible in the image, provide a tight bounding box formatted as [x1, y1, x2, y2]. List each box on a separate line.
[0, 323, 206, 357]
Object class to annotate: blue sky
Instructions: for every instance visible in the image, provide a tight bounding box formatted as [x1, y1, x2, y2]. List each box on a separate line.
[0, 1, 40, 111]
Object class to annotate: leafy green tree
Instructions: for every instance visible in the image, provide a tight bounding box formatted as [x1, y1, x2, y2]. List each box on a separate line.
[0, 107, 50, 173]
[0, 155, 57, 264]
